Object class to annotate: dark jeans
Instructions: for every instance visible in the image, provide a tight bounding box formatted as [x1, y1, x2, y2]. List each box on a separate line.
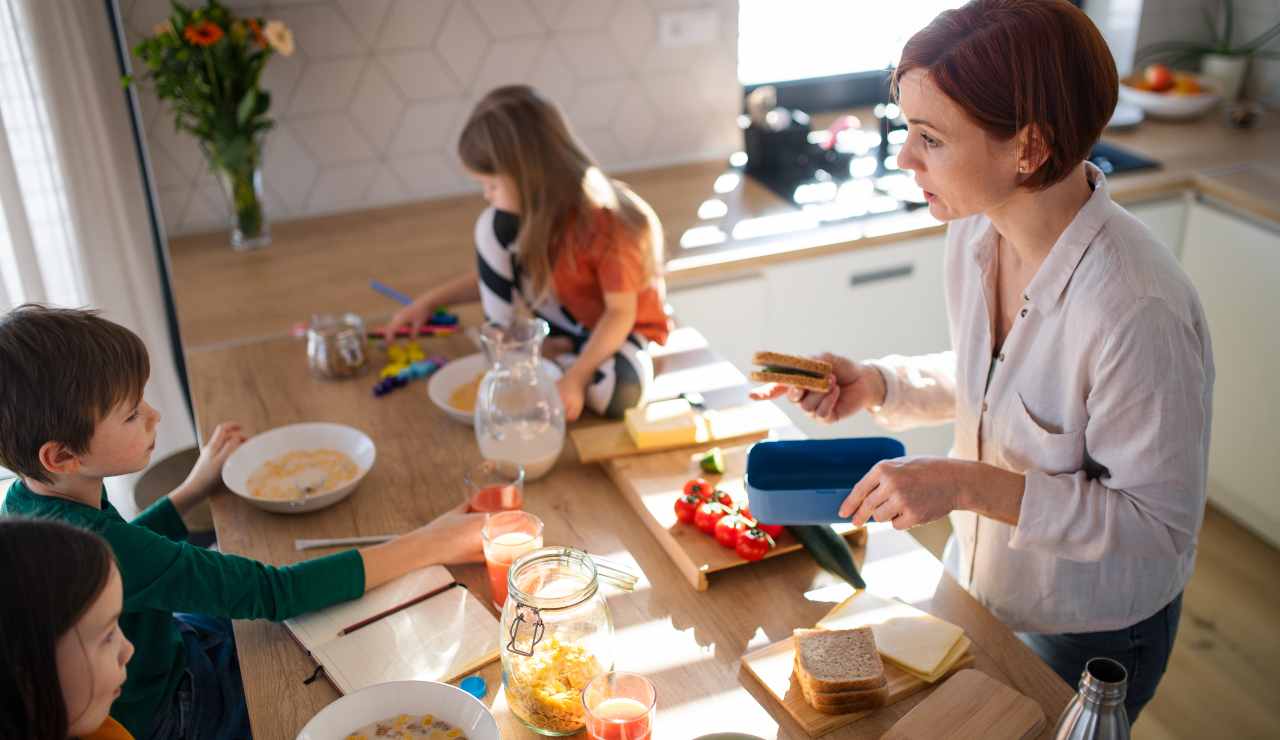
[147, 614, 252, 740]
[1018, 592, 1182, 726]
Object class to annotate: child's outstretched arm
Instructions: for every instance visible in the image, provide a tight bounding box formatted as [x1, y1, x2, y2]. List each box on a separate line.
[385, 269, 480, 340]
[167, 423, 245, 515]
[558, 290, 637, 421]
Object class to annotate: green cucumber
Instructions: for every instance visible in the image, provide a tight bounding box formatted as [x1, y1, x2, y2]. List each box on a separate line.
[788, 524, 866, 589]
[699, 447, 726, 474]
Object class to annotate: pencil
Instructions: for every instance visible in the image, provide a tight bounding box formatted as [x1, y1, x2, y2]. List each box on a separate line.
[337, 581, 462, 636]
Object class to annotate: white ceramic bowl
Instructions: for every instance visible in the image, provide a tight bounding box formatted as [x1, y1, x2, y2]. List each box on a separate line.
[427, 352, 563, 426]
[221, 423, 375, 514]
[1118, 76, 1221, 120]
[296, 680, 498, 740]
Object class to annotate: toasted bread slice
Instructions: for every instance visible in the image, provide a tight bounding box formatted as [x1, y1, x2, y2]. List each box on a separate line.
[800, 682, 890, 714]
[793, 627, 886, 692]
[751, 351, 833, 393]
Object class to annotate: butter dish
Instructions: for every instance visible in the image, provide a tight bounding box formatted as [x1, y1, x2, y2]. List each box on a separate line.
[744, 437, 905, 524]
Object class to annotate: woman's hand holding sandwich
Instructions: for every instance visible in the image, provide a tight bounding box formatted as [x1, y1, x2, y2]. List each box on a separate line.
[749, 352, 886, 424]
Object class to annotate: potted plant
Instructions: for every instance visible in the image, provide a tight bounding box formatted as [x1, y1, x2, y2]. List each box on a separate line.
[125, 1, 294, 251]
[1136, 0, 1279, 102]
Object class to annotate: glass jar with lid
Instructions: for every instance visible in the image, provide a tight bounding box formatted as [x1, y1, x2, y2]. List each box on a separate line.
[500, 547, 638, 736]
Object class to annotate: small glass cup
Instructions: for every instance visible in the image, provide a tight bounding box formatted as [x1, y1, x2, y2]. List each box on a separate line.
[465, 460, 525, 513]
[582, 672, 656, 740]
[482, 511, 543, 609]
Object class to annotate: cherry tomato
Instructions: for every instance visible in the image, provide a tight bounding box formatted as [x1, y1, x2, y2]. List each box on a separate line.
[694, 501, 728, 534]
[683, 478, 713, 500]
[674, 493, 701, 524]
[756, 522, 785, 538]
[714, 514, 748, 548]
[735, 527, 773, 561]
[712, 489, 734, 508]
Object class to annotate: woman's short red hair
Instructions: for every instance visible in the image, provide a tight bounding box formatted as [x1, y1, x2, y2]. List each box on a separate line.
[893, 0, 1118, 189]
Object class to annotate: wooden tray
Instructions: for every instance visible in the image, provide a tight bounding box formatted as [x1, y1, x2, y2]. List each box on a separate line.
[882, 669, 1045, 740]
[740, 635, 974, 738]
[604, 444, 866, 590]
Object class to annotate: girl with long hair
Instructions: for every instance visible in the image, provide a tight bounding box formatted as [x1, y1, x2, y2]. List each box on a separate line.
[387, 85, 671, 420]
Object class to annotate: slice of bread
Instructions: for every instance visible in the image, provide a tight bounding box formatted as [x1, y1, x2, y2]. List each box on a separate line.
[801, 683, 890, 715]
[793, 627, 886, 692]
[749, 370, 831, 392]
[752, 352, 834, 377]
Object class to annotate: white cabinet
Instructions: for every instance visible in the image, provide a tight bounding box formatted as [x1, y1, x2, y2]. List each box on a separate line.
[1180, 200, 1280, 548]
[761, 234, 955, 456]
[1128, 196, 1187, 257]
[666, 271, 770, 378]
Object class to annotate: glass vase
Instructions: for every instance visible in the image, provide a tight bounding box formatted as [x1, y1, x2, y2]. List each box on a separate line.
[211, 139, 270, 251]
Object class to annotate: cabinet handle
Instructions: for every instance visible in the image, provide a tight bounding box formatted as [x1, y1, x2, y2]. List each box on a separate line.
[849, 264, 913, 287]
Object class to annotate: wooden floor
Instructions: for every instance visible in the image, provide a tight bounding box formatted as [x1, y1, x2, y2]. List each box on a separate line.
[908, 504, 1280, 739]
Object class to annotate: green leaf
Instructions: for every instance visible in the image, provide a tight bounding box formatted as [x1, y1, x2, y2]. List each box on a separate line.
[236, 87, 256, 125]
[788, 525, 866, 590]
[1240, 22, 1280, 53]
[1224, 0, 1234, 49]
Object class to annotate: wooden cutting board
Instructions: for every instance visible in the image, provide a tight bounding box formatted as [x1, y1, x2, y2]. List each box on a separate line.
[604, 443, 866, 590]
[881, 669, 1046, 740]
[739, 634, 974, 737]
[570, 325, 793, 463]
[571, 400, 792, 463]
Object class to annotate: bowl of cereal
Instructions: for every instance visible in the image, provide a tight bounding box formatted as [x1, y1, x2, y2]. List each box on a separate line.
[222, 422, 375, 514]
[296, 680, 498, 740]
[428, 353, 563, 426]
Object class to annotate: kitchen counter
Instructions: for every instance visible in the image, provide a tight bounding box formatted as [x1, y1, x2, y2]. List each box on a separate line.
[168, 111, 1278, 351]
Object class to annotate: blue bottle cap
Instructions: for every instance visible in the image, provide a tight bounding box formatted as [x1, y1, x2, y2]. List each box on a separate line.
[459, 675, 486, 699]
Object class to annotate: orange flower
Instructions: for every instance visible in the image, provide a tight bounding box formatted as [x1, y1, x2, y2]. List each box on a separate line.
[183, 21, 224, 47]
[246, 18, 266, 47]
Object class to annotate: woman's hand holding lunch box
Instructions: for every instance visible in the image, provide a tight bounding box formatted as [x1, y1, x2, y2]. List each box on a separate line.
[747, 350, 1022, 530]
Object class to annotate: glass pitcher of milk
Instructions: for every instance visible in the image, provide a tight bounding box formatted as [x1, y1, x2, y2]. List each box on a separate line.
[475, 317, 566, 481]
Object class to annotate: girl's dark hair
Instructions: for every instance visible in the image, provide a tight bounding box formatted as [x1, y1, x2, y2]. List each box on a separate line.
[0, 517, 114, 740]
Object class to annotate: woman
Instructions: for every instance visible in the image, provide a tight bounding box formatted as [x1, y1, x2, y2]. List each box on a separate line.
[756, 0, 1213, 723]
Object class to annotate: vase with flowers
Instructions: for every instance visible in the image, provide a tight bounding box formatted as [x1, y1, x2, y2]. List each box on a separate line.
[125, 1, 294, 251]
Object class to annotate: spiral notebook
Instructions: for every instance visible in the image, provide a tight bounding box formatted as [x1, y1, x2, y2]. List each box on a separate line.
[283, 565, 500, 694]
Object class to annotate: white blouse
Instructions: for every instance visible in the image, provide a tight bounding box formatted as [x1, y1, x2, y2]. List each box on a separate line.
[868, 164, 1214, 634]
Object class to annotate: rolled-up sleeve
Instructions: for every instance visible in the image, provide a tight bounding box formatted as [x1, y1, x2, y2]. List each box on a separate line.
[1010, 298, 1210, 561]
[865, 350, 958, 431]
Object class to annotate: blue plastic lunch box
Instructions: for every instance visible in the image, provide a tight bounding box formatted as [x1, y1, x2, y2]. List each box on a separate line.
[744, 437, 906, 524]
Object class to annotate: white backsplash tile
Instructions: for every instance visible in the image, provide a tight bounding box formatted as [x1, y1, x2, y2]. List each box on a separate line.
[129, 0, 742, 236]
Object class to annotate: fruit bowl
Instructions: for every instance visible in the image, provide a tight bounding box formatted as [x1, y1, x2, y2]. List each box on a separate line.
[1118, 73, 1221, 120]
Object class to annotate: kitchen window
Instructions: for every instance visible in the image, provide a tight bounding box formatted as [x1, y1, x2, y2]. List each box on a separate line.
[739, 1, 1090, 110]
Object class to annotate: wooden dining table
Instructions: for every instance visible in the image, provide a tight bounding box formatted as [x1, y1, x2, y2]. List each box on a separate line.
[186, 318, 1073, 739]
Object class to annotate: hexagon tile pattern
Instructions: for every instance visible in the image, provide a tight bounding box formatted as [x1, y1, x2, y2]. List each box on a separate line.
[128, 0, 741, 237]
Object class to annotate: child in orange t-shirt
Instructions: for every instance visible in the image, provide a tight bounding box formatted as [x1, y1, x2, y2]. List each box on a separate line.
[388, 85, 671, 420]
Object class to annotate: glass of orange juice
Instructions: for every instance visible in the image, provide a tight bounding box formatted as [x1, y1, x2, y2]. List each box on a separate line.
[582, 672, 655, 740]
[464, 460, 524, 513]
[481, 510, 543, 609]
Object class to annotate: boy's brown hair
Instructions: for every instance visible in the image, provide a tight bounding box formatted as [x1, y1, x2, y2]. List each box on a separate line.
[0, 304, 150, 483]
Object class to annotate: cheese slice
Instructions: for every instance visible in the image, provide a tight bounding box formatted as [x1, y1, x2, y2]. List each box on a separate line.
[624, 398, 709, 449]
[817, 590, 965, 679]
[894, 635, 971, 683]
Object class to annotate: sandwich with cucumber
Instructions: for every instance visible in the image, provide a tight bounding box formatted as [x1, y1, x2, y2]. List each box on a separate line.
[750, 351, 833, 393]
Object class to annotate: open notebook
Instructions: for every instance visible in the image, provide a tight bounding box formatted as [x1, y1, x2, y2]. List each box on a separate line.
[283, 565, 500, 695]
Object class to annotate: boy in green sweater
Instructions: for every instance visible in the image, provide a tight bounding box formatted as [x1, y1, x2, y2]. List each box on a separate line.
[0, 305, 487, 739]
